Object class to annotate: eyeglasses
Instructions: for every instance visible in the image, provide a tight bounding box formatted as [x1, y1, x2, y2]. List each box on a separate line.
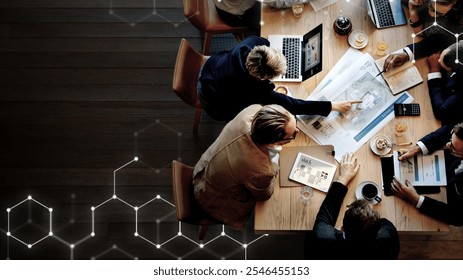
[446, 141, 463, 157]
[280, 129, 298, 142]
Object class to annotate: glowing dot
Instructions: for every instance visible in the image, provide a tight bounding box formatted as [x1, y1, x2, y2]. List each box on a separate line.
[456, 34, 459, 38]
[174, 23, 179, 28]
[199, 244, 204, 248]
[177, 232, 182, 236]
[49, 208, 53, 212]
[134, 207, 138, 211]
[156, 219, 160, 224]
[412, 59, 416, 64]
[112, 195, 117, 199]
[456, 59, 460, 63]
[130, 23, 136, 27]
[134, 156, 139, 161]
[91, 207, 95, 211]
[27, 196, 32, 200]
[6, 208, 10, 212]
[152, 11, 157, 15]
[28, 244, 32, 249]
[411, 34, 416, 38]
[134, 232, 138, 237]
[91, 232, 95, 237]
[433, 22, 437, 26]
[221, 232, 226, 236]
[260, 21, 264, 26]
[155, 119, 160, 124]
[155, 169, 160, 174]
[243, 244, 248, 248]
[156, 194, 161, 199]
[49, 232, 53, 236]
[264, 234, 269, 236]
[177, 132, 182, 137]
[156, 244, 161, 249]
[109, 10, 113, 15]
[112, 244, 117, 249]
[6, 232, 10, 236]
[70, 244, 75, 249]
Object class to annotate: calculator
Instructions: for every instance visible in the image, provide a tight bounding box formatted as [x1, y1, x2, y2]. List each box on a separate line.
[394, 103, 420, 116]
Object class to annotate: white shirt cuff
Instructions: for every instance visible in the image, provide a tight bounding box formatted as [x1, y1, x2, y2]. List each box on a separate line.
[416, 141, 429, 155]
[428, 72, 442, 80]
[416, 195, 425, 208]
[403, 47, 414, 61]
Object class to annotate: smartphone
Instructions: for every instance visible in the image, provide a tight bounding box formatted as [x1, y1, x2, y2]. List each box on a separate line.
[394, 103, 420, 116]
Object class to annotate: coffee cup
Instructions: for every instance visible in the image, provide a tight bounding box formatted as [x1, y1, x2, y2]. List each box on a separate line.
[361, 183, 382, 203]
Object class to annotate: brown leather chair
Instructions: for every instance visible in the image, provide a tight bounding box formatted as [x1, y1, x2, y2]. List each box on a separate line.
[183, 0, 248, 54]
[171, 160, 220, 240]
[172, 38, 208, 132]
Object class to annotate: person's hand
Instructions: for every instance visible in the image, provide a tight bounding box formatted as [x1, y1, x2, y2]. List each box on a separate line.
[397, 145, 422, 161]
[336, 152, 360, 186]
[426, 52, 441, 73]
[391, 176, 420, 206]
[331, 100, 363, 113]
[383, 53, 409, 72]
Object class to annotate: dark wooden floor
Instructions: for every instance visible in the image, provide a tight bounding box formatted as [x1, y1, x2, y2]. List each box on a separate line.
[0, 0, 462, 260]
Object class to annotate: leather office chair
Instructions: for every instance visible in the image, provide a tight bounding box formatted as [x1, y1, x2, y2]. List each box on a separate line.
[183, 0, 248, 54]
[171, 160, 220, 240]
[172, 38, 208, 132]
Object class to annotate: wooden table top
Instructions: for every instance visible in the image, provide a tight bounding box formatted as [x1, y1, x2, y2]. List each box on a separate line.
[254, 1, 449, 233]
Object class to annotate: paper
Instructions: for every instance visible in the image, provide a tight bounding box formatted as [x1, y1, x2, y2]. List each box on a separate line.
[308, 0, 338, 12]
[393, 150, 447, 186]
[298, 52, 414, 161]
[289, 152, 337, 192]
[375, 57, 423, 95]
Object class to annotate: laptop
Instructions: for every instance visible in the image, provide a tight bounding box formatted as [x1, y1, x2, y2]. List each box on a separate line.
[365, 0, 407, 29]
[268, 23, 323, 82]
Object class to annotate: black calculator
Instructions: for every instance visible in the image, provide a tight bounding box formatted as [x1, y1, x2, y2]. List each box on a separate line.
[394, 103, 420, 116]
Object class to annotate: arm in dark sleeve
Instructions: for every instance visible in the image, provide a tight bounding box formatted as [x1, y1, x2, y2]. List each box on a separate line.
[419, 196, 463, 226]
[427, 76, 448, 120]
[407, 34, 454, 60]
[313, 182, 348, 227]
[419, 124, 454, 153]
[264, 90, 332, 116]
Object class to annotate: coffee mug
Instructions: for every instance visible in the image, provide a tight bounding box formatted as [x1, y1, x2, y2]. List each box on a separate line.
[361, 183, 382, 203]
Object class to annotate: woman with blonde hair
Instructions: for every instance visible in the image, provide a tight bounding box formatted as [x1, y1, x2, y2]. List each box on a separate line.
[198, 36, 357, 121]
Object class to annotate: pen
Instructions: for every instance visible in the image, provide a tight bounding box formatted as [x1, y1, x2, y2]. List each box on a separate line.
[374, 70, 385, 78]
[398, 151, 413, 165]
[350, 100, 363, 104]
[395, 142, 413, 146]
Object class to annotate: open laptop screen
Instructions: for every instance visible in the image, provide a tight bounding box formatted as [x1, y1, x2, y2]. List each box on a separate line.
[302, 23, 323, 81]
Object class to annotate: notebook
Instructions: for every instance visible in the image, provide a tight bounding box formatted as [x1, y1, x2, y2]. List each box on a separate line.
[365, 0, 407, 29]
[268, 23, 323, 82]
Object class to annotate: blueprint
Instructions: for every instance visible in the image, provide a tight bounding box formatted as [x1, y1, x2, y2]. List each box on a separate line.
[298, 52, 414, 161]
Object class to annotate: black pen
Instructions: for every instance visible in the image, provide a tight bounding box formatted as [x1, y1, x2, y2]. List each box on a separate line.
[398, 151, 412, 165]
[375, 69, 385, 78]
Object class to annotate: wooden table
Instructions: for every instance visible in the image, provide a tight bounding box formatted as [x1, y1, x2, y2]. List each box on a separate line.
[254, 1, 449, 233]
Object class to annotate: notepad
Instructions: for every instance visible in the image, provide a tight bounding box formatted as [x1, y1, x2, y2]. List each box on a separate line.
[374, 56, 423, 95]
[288, 152, 337, 193]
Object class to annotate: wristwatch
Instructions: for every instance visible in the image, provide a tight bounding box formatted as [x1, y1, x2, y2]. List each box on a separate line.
[409, 17, 422, 28]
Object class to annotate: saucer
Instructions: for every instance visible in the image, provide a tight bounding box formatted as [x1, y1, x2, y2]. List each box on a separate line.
[275, 86, 294, 97]
[355, 181, 382, 205]
[370, 134, 392, 156]
[348, 30, 368, 49]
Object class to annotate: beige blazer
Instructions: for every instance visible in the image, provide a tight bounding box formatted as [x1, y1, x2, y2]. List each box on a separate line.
[193, 105, 277, 230]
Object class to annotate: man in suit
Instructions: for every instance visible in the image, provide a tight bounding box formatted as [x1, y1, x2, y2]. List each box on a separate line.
[384, 40, 463, 124]
[193, 104, 298, 230]
[305, 153, 400, 260]
[393, 123, 463, 226]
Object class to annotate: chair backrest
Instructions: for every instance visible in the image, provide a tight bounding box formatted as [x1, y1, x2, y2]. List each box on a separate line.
[172, 38, 206, 108]
[183, 0, 208, 30]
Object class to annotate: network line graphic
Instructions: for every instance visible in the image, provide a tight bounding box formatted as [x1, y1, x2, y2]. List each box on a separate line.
[4, 119, 268, 259]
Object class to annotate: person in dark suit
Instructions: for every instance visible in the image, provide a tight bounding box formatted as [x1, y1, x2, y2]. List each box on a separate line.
[393, 123, 463, 226]
[384, 40, 463, 124]
[304, 153, 400, 260]
[198, 36, 359, 122]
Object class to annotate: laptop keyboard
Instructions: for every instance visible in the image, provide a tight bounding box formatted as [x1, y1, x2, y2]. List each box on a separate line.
[282, 37, 301, 80]
[373, 0, 395, 28]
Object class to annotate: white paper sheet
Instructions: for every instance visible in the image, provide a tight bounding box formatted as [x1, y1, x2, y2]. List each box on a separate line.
[393, 150, 447, 186]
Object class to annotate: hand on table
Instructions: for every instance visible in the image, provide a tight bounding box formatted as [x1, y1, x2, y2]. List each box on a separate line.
[397, 145, 422, 161]
[391, 176, 420, 206]
[336, 152, 360, 186]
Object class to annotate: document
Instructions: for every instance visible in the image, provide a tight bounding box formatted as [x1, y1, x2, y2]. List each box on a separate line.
[298, 52, 414, 161]
[392, 150, 447, 186]
[289, 152, 337, 192]
[375, 56, 423, 95]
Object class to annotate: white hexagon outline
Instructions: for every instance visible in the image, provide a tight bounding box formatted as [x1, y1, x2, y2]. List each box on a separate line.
[6, 195, 53, 249]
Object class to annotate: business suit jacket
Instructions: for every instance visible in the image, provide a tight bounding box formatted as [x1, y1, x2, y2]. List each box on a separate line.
[419, 125, 463, 226]
[427, 71, 463, 125]
[192, 105, 277, 230]
[198, 36, 331, 121]
[304, 182, 400, 260]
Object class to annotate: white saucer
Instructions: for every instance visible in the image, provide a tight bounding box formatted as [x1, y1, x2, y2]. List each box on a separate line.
[348, 30, 368, 49]
[275, 86, 294, 97]
[355, 181, 382, 205]
[370, 134, 392, 156]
